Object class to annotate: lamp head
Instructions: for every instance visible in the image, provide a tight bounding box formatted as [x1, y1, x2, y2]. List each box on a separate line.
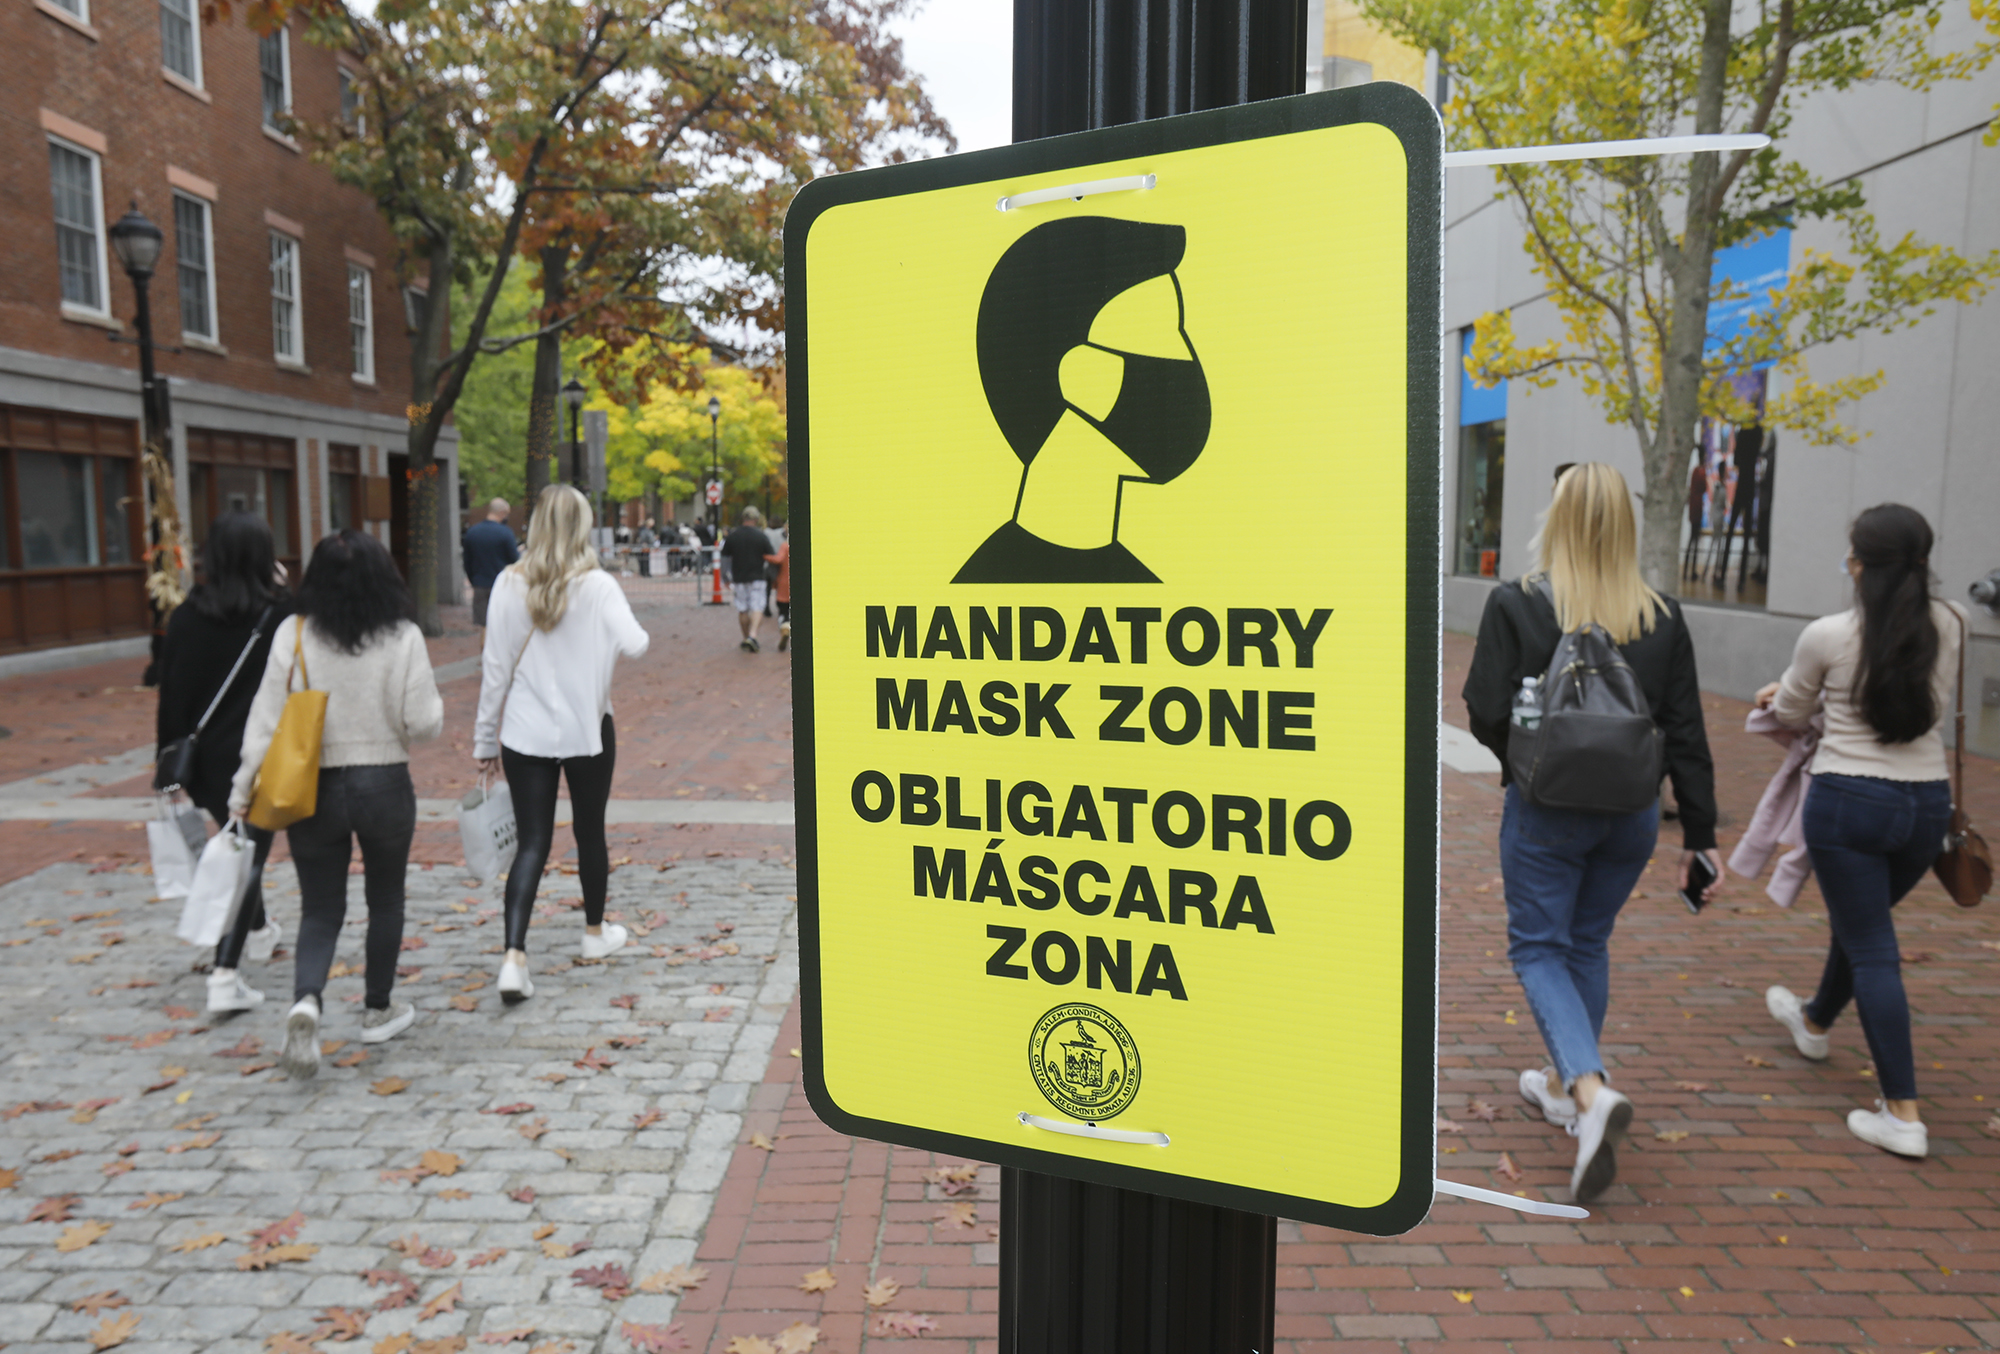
[108, 203, 165, 282]
[707, 395, 721, 420]
[561, 377, 587, 411]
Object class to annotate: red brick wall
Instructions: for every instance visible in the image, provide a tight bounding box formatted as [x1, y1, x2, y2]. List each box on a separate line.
[0, 1, 410, 416]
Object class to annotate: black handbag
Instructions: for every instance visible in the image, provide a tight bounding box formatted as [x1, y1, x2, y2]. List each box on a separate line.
[154, 608, 273, 794]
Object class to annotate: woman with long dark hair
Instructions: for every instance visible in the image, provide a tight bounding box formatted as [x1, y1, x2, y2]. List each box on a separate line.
[156, 513, 293, 1013]
[1757, 504, 1965, 1157]
[1464, 464, 1721, 1202]
[473, 485, 648, 1002]
[232, 530, 443, 1079]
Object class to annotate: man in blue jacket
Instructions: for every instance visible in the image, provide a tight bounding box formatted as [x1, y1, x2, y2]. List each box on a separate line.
[461, 498, 518, 638]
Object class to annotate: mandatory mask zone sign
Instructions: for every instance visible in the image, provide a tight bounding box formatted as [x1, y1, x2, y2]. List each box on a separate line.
[788, 84, 1441, 1234]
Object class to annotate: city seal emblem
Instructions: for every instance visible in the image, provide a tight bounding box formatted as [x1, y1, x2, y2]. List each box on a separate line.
[1029, 1003, 1141, 1121]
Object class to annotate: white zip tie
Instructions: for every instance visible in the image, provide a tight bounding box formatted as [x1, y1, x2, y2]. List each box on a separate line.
[1018, 1111, 1170, 1145]
[997, 174, 1157, 212]
[1443, 133, 1770, 168]
[1436, 1177, 1588, 1218]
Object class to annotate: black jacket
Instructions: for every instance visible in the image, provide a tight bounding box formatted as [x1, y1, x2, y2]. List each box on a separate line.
[155, 596, 296, 812]
[1462, 580, 1718, 850]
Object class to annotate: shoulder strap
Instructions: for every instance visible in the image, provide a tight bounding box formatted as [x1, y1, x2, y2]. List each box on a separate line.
[1951, 605, 1968, 810]
[291, 618, 311, 693]
[191, 606, 274, 737]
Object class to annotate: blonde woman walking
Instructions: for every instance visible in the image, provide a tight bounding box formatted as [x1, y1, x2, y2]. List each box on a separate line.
[473, 485, 649, 1002]
[1463, 464, 1721, 1201]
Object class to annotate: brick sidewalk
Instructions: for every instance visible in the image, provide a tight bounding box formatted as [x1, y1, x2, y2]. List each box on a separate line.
[682, 633, 2000, 1353]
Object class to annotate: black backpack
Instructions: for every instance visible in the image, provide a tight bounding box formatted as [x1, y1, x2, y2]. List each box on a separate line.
[1506, 580, 1664, 814]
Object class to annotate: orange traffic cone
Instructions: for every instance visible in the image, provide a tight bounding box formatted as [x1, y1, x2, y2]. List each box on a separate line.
[708, 555, 725, 605]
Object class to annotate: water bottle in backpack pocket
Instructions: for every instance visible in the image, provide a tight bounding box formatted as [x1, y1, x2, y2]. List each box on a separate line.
[1506, 581, 1664, 814]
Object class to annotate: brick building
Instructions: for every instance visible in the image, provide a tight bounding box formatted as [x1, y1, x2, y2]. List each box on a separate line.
[1, 0, 460, 657]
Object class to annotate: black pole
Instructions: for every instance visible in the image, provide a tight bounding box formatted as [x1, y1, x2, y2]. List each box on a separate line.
[1000, 4, 1304, 1351]
[568, 402, 581, 488]
[708, 412, 720, 541]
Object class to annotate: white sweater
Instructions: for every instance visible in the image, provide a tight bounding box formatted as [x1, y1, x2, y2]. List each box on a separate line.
[230, 616, 444, 813]
[1773, 600, 1966, 782]
[473, 568, 649, 761]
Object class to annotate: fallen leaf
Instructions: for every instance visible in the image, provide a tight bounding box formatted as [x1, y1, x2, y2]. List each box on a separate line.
[1452, 1291, 1474, 1304]
[936, 1202, 978, 1228]
[238, 1243, 318, 1269]
[69, 1097, 118, 1124]
[173, 1232, 227, 1252]
[572, 1262, 631, 1299]
[478, 1331, 534, 1346]
[38, 1148, 83, 1163]
[1980, 1112, 2000, 1140]
[749, 1132, 776, 1151]
[863, 1277, 902, 1307]
[372, 1077, 411, 1096]
[419, 1282, 462, 1320]
[413, 1340, 466, 1354]
[216, 1034, 264, 1058]
[723, 1339, 775, 1354]
[265, 1332, 321, 1354]
[1679, 1285, 1695, 1297]
[364, 1270, 421, 1312]
[252, 1212, 308, 1248]
[1655, 1129, 1692, 1143]
[418, 1247, 457, 1269]
[482, 1103, 535, 1116]
[0, 1166, 17, 1189]
[166, 1131, 221, 1154]
[636, 1264, 708, 1295]
[29, 1193, 81, 1223]
[1494, 1153, 1525, 1183]
[509, 1187, 536, 1204]
[389, 1234, 430, 1257]
[875, 1314, 938, 1337]
[1435, 1115, 1465, 1134]
[313, 1308, 368, 1342]
[129, 1191, 184, 1210]
[375, 1337, 413, 1354]
[1743, 1055, 1777, 1069]
[419, 1150, 461, 1177]
[518, 1117, 550, 1142]
[532, 1224, 558, 1240]
[773, 1324, 819, 1354]
[574, 1047, 615, 1072]
[450, 995, 479, 1012]
[607, 1035, 646, 1049]
[927, 1165, 979, 1195]
[334, 1050, 368, 1067]
[90, 1311, 142, 1351]
[619, 1324, 689, 1354]
[321, 1042, 346, 1055]
[467, 1247, 506, 1267]
[382, 1168, 429, 1186]
[1674, 1080, 1711, 1093]
[798, 1266, 837, 1293]
[57, 1220, 114, 1252]
[437, 1189, 471, 1202]
[527, 1343, 575, 1354]
[72, 1292, 131, 1316]
[540, 1239, 575, 1259]
[240, 1061, 277, 1075]
[610, 994, 638, 1009]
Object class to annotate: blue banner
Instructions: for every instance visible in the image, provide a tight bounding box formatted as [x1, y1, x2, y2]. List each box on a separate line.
[1706, 230, 1790, 367]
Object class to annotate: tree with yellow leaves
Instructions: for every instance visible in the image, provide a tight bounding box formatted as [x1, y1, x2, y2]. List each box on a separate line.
[1364, 0, 1999, 587]
[589, 353, 786, 524]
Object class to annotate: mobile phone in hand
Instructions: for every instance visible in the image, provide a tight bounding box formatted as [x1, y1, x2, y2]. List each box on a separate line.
[1681, 852, 1717, 914]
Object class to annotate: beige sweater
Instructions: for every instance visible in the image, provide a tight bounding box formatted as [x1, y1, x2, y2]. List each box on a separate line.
[230, 615, 444, 813]
[1773, 600, 1966, 782]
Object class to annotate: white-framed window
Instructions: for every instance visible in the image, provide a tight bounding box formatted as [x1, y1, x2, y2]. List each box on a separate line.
[338, 67, 364, 135]
[259, 29, 291, 127]
[48, 0, 87, 20]
[348, 263, 374, 382]
[48, 137, 108, 315]
[159, 0, 201, 85]
[269, 231, 302, 362]
[173, 192, 216, 342]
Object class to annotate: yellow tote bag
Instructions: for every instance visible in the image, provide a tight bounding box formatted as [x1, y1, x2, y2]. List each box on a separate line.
[247, 625, 327, 831]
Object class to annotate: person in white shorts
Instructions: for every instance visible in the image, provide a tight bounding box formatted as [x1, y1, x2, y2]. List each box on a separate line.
[721, 507, 781, 652]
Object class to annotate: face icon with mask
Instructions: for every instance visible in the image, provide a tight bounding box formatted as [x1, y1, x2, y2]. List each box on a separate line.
[953, 216, 1210, 584]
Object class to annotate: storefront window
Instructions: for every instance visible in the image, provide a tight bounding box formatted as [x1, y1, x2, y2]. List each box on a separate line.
[1454, 328, 1507, 577]
[1683, 370, 1771, 608]
[17, 450, 97, 568]
[98, 457, 132, 565]
[328, 471, 358, 532]
[268, 469, 293, 556]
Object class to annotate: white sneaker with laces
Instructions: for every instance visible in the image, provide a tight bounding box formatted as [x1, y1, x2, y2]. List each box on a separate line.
[1764, 985, 1830, 1060]
[247, 921, 283, 964]
[206, 969, 264, 1014]
[279, 997, 320, 1080]
[1847, 1101, 1927, 1158]
[581, 923, 629, 960]
[1519, 1067, 1578, 1126]
[498, 958, 534, 1004]
[362, 1001, 417, 1044]
[1570, 1087, 1633, 1203]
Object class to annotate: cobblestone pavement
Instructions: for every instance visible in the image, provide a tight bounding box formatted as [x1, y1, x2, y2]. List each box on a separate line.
[0, 852, 799, 1354]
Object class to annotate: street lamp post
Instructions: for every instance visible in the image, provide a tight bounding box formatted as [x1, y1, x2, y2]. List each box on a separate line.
[561, 377, 587, 491]
[706, 394, 722, 541]
[107, 203, 185, 681]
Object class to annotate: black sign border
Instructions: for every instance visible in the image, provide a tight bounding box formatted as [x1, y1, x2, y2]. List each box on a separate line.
[785, 82, 1442, 1237]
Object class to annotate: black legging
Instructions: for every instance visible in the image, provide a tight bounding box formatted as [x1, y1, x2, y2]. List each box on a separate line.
[501, 715, 616, 953]
[193, 788, 271, 969]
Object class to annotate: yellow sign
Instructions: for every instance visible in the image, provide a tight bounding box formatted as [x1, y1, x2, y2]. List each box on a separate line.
[788, 86, 1441, 1234]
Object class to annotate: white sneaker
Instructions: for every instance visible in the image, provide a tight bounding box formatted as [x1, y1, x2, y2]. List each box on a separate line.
[1847, 1101, 1927, 1158]
[1570, 1087, 1633, 1203]
[1519, 1068, 1578, 1127]
[580, 923, 628, 960]
[247, 921, 283, 964]
[206, 969, 264, 1014]
[361, 1001, 416, 1045]
[279, 997, 321, 1080]
[498, 958, 534, 1004]
[1765, 985, 1830, 1061]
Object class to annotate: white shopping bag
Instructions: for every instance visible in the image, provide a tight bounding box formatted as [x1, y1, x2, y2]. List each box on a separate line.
[459, 778, 518, 883]
[147, 796, 208, 899]
[178, 821, 256, 947]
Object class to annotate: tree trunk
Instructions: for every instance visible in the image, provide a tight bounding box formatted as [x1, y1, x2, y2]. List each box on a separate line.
[524, 244, 569, 506]
[404, 233, 458, 637]
[1641, 0, 1735, 595]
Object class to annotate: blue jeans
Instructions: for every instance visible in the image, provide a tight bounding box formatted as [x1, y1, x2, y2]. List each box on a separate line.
[1501, 786, 1660, 1089]
[1801, 773, 1951, 1102]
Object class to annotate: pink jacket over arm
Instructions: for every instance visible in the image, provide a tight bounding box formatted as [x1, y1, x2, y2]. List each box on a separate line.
[1728, 705, 1823, 908]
